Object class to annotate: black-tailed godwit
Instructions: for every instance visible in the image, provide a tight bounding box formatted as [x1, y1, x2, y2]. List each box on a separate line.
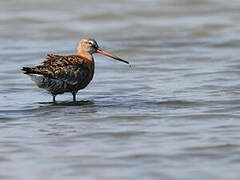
[22, 38, 129, 102]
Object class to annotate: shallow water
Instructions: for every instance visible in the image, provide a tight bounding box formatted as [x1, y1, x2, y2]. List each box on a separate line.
[1, 0, 240, 179]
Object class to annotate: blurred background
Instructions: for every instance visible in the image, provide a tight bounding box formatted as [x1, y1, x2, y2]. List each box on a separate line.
[1, 0, 240, 179]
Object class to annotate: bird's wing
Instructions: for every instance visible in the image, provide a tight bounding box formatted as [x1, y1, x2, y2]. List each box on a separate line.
[22, 54, 89, 85]
[43, 54, 83, 66]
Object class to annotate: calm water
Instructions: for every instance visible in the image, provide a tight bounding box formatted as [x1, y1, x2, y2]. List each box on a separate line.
[1, 0, 240, 179]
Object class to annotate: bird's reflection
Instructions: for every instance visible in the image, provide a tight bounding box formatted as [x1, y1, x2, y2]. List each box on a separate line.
[39, 100, 94, 106]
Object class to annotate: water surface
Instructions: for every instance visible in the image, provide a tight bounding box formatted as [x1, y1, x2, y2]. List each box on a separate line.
[1, 0, 240, 179]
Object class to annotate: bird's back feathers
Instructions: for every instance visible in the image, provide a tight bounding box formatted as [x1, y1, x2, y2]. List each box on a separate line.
[22, 54, 94, 95]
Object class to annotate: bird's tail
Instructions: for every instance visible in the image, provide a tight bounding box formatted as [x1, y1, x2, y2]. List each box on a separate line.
[22, 67, 37, 74]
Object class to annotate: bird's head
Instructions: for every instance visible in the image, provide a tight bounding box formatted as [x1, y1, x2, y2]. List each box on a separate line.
[77, 38, 129, 64]
[78, 38, 99, 54]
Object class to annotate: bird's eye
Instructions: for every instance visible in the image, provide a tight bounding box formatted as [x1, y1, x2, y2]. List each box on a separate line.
[88, 41, 93, 45]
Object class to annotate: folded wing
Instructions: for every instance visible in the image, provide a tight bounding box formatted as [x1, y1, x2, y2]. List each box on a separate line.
[22, 54, 89, 86]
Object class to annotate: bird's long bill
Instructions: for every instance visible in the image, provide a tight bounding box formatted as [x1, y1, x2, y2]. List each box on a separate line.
[97, 48, 129, 64]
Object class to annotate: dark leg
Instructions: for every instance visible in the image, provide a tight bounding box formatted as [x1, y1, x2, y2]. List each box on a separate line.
[72, 92, 76, 102]
[53, 95, 56, 103]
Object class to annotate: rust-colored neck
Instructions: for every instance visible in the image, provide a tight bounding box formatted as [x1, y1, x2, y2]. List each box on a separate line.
[77, 49, 95, 87]
[77, 50, 93, 62]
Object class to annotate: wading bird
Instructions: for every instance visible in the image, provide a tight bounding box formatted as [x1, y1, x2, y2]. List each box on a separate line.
[22, 38, 129, 102]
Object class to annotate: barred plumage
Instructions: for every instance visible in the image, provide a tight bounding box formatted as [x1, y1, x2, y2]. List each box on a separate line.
[22, 38, 129, 102]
